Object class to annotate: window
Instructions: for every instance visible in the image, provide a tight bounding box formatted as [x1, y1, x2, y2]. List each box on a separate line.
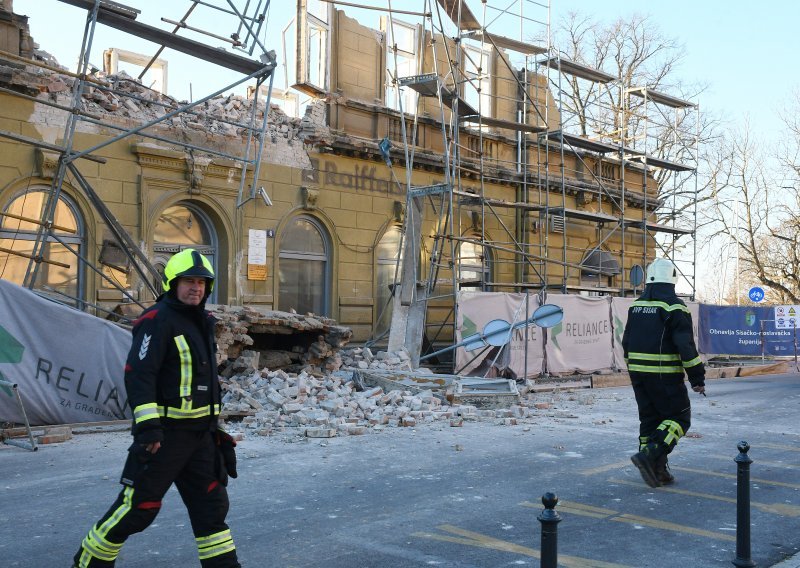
[152, 202, 218, 302]
[457, 239, 491, 290]
[375, 225, 403, 335]
[0, 189, 84, 305]
[278, 215, 330, 316]
[463, 44, 492, 119]
[384, 19, 418, 113]
[294, 0, 330, 97]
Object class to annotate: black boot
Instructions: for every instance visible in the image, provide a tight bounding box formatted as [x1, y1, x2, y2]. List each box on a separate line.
[630, 443, 663, 488]
[655, 454, 674, 485]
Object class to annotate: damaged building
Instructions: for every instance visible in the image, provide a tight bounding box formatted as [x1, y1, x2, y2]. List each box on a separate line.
[0, 0, 697, 364]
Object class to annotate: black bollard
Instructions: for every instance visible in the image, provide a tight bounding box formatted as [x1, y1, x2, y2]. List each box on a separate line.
[538, 492, 561, 568]
[732, 441, 756, 567]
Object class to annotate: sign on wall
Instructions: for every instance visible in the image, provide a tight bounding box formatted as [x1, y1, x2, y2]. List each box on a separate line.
[247, 228, 268, 281]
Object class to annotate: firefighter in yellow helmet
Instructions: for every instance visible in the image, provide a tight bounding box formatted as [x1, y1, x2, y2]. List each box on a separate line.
[623, 258, 706, 488]
[73, 249, 240, 567]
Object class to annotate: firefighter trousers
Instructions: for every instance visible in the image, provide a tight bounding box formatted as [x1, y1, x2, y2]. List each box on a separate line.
[73, 429, 240, 568]
[631, 373, 691, 455]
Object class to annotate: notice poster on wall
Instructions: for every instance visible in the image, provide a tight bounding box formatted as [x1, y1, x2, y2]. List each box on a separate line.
[247, 229, 268, 281]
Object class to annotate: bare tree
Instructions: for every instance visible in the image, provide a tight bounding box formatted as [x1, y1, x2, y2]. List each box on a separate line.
[544, 11, 724, 268]
[701, 120, 800, 303]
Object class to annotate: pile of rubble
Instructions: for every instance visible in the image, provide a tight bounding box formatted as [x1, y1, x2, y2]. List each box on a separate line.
[210, 305, 583, 439]
[0, 55, 316, 143]
[219, 356, 543, 439]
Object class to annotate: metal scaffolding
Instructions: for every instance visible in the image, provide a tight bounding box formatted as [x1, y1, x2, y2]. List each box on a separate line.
[0, 0, 277, 317]
[379, 0, 698, 368]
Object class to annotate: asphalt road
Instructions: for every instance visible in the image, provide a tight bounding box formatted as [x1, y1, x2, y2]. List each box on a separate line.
[2, 373, 799, 567]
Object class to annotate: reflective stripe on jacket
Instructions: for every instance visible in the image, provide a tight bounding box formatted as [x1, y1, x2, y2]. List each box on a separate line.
[622, 284, 705, 386]
[126, 294, 220, 437]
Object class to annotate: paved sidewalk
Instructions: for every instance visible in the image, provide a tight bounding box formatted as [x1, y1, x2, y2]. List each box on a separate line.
[773, 552, 800, 568]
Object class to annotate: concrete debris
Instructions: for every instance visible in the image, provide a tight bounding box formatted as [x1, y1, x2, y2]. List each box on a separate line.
[211, 305, 595, 440]
[0, 55, 328, 161]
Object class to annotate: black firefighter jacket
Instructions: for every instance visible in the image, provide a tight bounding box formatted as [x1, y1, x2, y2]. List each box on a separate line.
[125, 294, 221, 444]
[622, 283, 705, 387]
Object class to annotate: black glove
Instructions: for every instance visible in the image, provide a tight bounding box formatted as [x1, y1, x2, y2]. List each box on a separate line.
[216, 430, 238, 479]
[134, 427, 163, 446]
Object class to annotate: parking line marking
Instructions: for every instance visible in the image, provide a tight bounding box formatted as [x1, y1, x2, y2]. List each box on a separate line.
[580, 459, 631, 476]
[520, 500, 736, 542]
[609, 478, 800, 517]
[672, 466, 800, 489]
[413, 524, 631, 568]
[757, 443, 800, 453]
[581, 461, 800, 490]
[706, 454, 799, 469]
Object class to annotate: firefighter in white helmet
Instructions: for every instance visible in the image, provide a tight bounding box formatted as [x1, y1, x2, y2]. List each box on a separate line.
[623, 257, 706, 488]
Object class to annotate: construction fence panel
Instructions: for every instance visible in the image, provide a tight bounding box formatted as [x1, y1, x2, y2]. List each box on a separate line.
[455, 291, 544, 379]
[0, 279, 131, 426]
[544, 294, 614, 375]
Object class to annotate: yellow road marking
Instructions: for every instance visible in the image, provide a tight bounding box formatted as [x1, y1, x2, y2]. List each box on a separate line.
[413, 524, 631, 568]
[580, 459, 631, 476]
[707, 454, 799, 469]
[672, 466, 800, 489]
[609, 478, 800, 517]
[757, 442, 800, 453]
[520, 500, 735, 542]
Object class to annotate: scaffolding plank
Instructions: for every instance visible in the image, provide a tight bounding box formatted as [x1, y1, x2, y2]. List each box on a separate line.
[544, 131, 621, 154]
[624, 220, 693, 235]
[435, 0, 481, 31]
[549, 207, 619, 224]
[399, 73, 479, 116]
[538, 56, 616, 83]
[460, 115, 547, 134]
[627, 87, 696, 109]
[398, 73, 439, 96]
[56, 0, 274, 76]
[627, 154, 694, 172]
[409, 183, 450, 198]
[454, 190, 545, 211]
[464, 31, 547, 55]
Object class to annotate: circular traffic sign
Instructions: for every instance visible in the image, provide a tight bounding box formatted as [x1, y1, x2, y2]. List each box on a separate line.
[748, 286, 765, 303]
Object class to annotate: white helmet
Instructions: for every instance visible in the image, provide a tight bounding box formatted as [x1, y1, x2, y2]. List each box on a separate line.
[645, 258, 678, 285]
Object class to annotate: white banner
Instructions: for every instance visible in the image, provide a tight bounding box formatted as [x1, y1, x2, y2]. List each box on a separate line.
[610, 297, 635, 370]
[545, 294, 614, 375]
[455, 291, 544, 379]
[0, 279, 132, 426]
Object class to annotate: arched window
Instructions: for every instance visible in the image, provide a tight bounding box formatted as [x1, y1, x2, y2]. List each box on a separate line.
[152, 202, 218, 302]
[457, 239, 491, 291]
[278, 215, 330, 315]
[0, 189, 85, 305]
[375, 225, 403, 335]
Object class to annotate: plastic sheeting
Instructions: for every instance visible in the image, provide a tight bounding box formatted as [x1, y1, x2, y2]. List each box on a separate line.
[0, 279, 131, 426]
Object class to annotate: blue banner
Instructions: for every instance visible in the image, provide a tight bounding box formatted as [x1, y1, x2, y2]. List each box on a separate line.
[698, 305, 799, 356]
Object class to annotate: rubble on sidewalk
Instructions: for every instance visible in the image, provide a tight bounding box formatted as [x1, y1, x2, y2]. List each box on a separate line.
[212, 306, 593, 440]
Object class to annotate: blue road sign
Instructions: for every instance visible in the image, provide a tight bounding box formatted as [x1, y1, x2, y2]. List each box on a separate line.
[748, 286, 765, 303]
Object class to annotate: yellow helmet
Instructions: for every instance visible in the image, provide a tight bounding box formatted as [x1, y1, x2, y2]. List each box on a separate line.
[162, 249, 215, 292]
